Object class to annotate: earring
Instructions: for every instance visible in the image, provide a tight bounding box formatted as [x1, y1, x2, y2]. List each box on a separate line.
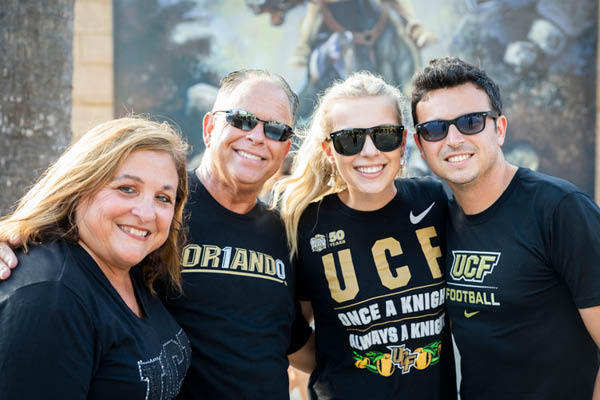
[327, 168, 336, 187]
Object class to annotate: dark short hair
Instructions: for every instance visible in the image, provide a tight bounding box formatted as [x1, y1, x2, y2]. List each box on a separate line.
[411, 57, 502, 125]
[218, 69, 299, 120]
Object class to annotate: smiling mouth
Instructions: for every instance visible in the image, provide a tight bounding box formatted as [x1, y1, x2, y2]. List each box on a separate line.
[236, 150, 263, 161]
[119, 225, 150, 238]
[355, 165, 384, 174]
[446, 154, 472, 163]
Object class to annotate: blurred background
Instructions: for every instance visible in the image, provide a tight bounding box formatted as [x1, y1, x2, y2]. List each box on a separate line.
[1, 2, 598, 397]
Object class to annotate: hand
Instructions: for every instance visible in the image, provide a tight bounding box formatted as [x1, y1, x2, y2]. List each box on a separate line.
[0, 238, 20, 280]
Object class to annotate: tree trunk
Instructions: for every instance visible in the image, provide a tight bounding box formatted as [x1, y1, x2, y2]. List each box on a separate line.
[0, 0, 74, 215]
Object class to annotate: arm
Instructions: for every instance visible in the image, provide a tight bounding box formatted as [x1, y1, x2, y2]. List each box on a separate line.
[0, 239, 19, 279]
[551, 193, 600, 399]
[579, 306, 600, 400]
[288, 301, 316, 374]
[0, 282, 94, 398]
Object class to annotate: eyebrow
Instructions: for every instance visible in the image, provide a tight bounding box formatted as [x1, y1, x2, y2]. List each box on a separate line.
[113, 174, 176, 192]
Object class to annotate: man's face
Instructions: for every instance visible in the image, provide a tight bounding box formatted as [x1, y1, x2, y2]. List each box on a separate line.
[203, 79, 292, 192]
[414, 82, 507, 191]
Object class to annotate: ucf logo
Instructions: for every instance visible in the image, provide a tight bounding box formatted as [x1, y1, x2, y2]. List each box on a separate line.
[450, 251, 500, 283]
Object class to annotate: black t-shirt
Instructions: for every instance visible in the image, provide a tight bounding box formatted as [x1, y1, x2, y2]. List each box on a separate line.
[297, 178, 456, 399]
[160, 171, 312, 399]
[445, 168, 600, 399]
[0, 240, 191, 399]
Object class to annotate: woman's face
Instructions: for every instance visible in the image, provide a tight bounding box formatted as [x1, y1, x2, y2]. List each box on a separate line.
[323, 95, 406, 209]
[75, 150, 179, 271]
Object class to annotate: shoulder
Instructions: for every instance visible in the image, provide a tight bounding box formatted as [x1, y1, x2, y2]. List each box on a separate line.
[515, 168, 591, 206]
[3, 240, 71, 291]
[0, 241, 92, 315]
[0, 240, 95, 307]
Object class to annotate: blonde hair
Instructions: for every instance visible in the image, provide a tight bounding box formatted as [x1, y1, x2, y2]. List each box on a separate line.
[272, 71, 406, 259]
[0, 117, 189, 293]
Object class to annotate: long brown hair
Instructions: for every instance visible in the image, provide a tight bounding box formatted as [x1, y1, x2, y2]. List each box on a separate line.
[0, 117, 189, 293]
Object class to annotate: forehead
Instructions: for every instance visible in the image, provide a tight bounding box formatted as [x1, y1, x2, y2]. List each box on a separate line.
[329, 96, 398, 131]
[416, 83, 492, 122]
[115, 150, 178, 184]
[217, 79, 293, 125]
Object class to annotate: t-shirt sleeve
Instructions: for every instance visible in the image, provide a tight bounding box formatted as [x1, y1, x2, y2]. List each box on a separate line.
[550, 192, 600, 308]
[0, 282, 95, 398]
[287, 299, 313, 354]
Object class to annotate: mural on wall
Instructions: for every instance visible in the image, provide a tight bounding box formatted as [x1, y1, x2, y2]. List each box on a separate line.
[114, 0, 598, 195]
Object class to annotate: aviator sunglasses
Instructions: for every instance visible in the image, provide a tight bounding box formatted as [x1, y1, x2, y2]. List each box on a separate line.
[328, 125, 405, 156]
[415, 111, 500, 142]
[212, 109, 294, 142]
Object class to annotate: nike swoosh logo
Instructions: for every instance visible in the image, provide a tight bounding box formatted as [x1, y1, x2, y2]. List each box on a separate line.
[464, 310, 480, 318]
[409, 202, 435, 225]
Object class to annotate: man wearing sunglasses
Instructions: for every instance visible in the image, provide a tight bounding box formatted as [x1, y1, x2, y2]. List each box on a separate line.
[411, 56, 600, 399]
[0, 70, 314, 399]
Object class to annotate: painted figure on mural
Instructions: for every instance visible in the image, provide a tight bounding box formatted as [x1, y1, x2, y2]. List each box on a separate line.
[246, 0, 438, 122]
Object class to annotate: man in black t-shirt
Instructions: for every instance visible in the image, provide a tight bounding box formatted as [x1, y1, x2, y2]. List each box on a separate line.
[0, 70, 314, 399]
[410, 57, 600, 399]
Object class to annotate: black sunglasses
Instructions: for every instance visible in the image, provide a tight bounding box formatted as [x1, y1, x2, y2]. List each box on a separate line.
[212, 109, 294, 142]
[415, 111, 500, 142]
[328, 124, 405, 156]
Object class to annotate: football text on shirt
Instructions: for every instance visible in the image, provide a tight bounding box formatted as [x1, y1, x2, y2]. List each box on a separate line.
[446, 250, 502, 309]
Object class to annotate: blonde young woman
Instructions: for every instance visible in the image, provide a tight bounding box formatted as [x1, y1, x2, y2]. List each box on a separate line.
[273, 72, 456, 399]
[0, 118, 191, 399]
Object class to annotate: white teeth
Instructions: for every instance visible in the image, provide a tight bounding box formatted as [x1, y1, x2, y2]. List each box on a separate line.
[120, 226, 149, 237]
[238, 150, 262, 161]
[448, 154, 471, 163]
[356, 165, 383, 174]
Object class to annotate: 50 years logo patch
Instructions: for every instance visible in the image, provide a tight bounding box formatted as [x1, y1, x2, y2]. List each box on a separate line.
[310, 230, 346, 252]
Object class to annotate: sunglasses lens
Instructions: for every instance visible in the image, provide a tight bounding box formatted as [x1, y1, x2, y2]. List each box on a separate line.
[371, 126, 403, 152]
[418, 121, 447, 142]
[333, 130, 366, 156]
[456, 113, 485, 134]
[227, 112, 257, 131]
[264, 123, 293, 141]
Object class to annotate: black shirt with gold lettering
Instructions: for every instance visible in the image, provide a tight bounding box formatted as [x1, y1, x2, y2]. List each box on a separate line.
[297, 177, 456, 399]
[445, 168, 600, 399]
[160, 172, 311, 399]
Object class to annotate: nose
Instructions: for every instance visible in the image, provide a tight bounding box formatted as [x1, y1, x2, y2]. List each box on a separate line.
[131, 195, 156, 222]
[360, 135, 379, 156]
[445, 123, 464, 147]
[246, 121, 266, 144]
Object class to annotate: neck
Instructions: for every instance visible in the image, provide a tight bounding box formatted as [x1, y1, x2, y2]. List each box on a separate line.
[196, 165, 259, 214]
[338, 183, 397, 211]
[78, 240, 142, 317]
[451, 161, 518, 215]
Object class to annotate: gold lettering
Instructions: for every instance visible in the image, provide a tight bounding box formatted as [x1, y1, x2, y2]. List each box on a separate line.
[463, 255, 479, 279]
[181, 244, 202, 267]
[452, 253, 466, 277]
[201, 245, 221, 268]
[372, 237, 411, 290]
[476, 255, 496, 280]
[265, 255, 276, 275]
[322, 249, 359, 303]
[248, 251, 264, 273]
[415, 227, 442, 278]
[230, 248, 248, 271]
